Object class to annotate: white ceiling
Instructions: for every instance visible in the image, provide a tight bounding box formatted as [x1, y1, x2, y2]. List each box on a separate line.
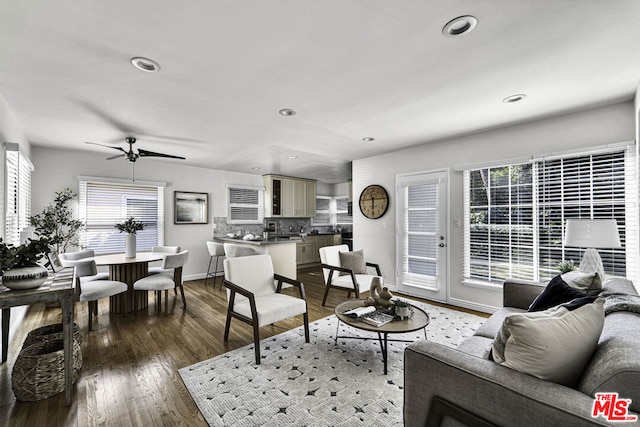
[1, 1, 639, 183]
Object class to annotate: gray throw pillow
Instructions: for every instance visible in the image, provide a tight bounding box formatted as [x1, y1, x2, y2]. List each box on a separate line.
[339, 250, 367, 275]
[492, 298, 604, 387]
[562, 271, 602, 295]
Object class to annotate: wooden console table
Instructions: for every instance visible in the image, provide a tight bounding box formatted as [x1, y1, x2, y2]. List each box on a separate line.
[0, 268, 76, 405]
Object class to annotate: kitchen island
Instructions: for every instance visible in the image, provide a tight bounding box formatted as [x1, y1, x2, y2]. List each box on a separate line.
[214, 237, 297, 280]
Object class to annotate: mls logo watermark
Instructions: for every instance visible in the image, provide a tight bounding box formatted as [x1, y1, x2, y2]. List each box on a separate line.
[592, 392, 638, 422]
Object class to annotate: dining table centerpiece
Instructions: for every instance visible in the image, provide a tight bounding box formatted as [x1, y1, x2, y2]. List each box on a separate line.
[114, 217, 146, 258]
[0, 237, 51, 290]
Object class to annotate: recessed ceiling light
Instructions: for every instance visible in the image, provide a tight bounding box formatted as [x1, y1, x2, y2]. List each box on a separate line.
[287, 155, 298, 159]
[442, 15, 478, 37]
[503, 94, 527, 103]
[278, 108, 297, 116]
[362, 137, 375, 143]
[130, 57, 161, 72]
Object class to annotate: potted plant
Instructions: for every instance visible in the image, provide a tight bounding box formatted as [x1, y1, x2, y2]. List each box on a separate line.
[30, 188, 84, 254]
[0, 237, 51, 290]
[114, 217, 146, 258]
[393, 299, 414, 320]
[557, 259, 577, 274]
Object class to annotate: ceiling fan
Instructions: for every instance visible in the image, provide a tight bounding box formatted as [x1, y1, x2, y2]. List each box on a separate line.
[85, 136, 186, 163]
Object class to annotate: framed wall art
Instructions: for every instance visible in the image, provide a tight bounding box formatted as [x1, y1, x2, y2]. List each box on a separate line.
[174, 191, 209, 224]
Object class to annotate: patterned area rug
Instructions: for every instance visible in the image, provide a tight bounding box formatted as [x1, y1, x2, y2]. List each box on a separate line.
[179, 301, 485, 426]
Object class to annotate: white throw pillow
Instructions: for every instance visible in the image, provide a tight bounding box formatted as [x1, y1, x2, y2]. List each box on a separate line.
[561, 271, 602, 295]
[492, 298, 604, 386]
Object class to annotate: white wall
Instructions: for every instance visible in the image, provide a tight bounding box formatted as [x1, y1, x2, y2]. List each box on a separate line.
[0, 93, 32, 356]
[353, 101, 636, 313]
[31, 146, 263, 280]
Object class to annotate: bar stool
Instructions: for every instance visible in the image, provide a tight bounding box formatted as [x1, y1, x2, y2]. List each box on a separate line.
[205, 241, 225, 287]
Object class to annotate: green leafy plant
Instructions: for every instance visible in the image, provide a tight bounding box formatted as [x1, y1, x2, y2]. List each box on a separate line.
[0, 237, 51, 273]
[30, 188, 84, 254]
[114, 217, 146, 234]
[557, 259, 577, 274]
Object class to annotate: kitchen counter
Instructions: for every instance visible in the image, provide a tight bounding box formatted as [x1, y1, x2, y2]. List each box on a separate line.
[214, 236, 294, 246]
[214, 237, 297, 279]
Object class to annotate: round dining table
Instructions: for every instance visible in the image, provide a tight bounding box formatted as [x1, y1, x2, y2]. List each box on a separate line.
[94, 252, 164, 313]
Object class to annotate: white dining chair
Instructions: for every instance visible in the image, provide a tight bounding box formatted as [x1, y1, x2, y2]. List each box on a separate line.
[74, 259, 128, 331]
[148, 245, 182, 275]
[133, 250, 189, 313]
[60, 250, 109, 283]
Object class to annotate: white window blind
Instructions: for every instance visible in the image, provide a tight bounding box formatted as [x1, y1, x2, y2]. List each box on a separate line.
[227, 185, 264, 224]
[311, 196, 353, 226]
[312, 196, 331, 225]
[4, 144, 33, 246]
[335, 196, 352, 224]
[464, 164, 534, 283]
[397, 172, 447, 290]
[79, 180, 164, 254]
[537, 151, 632, 278]
[464, 145, 636, 284]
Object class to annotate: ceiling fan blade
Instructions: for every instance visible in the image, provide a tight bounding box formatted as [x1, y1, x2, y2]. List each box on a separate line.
[85, 141, 127, 153]
[106, 154, 125, 160]
[138, 148, 186, 160]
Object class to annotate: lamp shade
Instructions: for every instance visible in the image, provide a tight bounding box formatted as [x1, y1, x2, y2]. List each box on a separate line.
[564, 219, 621, 248]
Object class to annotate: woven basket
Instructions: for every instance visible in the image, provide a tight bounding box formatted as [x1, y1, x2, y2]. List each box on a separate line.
[22, 323, 83, 349]
[12, 338, 82, 401]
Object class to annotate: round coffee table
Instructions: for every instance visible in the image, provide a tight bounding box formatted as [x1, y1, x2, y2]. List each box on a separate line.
[335, 300, 430, 374]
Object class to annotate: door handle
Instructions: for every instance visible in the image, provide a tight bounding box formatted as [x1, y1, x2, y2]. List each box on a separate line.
[439, 243, 445, 247]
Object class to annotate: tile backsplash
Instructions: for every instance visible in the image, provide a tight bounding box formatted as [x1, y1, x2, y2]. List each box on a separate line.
[212, 217, 346, 238]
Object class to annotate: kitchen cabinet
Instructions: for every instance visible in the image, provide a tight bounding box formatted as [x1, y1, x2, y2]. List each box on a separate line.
[296, 241, 316, 265]
[264, 175, 317, 218]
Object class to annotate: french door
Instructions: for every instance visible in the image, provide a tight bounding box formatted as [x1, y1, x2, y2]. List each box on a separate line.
[396, 170, 448, 302]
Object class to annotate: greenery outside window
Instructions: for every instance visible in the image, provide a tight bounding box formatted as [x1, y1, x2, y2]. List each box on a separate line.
[464, 145, 637, 285]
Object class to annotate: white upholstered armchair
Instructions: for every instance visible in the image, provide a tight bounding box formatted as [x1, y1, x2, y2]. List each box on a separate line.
[318, 244, 382, 306]
[223, 254, 309, 364]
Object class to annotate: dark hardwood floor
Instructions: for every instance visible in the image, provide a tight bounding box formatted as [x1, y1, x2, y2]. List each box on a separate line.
[0, 266, 487, 426]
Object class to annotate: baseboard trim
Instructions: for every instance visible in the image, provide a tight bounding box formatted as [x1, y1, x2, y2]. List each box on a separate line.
[447, 297, 497, 315]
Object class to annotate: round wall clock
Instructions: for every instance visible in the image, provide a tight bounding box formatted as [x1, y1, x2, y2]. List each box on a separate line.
[359, 184, 389, 219]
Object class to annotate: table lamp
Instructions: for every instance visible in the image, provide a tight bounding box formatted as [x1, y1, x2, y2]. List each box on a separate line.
[564, 219, 621, 282]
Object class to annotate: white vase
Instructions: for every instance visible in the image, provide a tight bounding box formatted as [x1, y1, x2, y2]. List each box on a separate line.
[125, 233, 136, 258]
[1, 264, 49, 290]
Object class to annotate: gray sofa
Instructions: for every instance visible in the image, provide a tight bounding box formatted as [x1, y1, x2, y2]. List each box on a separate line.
[404, 277, 640, 426]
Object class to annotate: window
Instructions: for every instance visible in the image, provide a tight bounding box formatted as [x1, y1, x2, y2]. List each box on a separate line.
[311, 196, 353, 226]
[335, 196, 352, 224]
[313, 196, 331, 225]
[227, 184, 264, 224]
[78, 178, 165, 254]
[4, 143, 33, 245]
[464, 145, 636, 285]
